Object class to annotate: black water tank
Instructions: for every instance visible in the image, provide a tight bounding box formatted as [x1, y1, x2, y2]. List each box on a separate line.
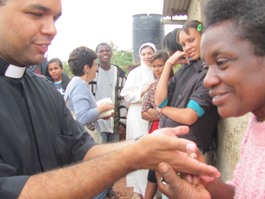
[132, 14, 165, 64]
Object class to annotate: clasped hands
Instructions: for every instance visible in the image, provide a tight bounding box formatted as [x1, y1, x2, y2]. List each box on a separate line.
[136, 126, 220, 199]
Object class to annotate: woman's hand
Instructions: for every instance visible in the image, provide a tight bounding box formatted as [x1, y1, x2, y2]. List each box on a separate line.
[167, 51, 190, 66]
[101, 102, 114, 112]
[156, 162, 211, 199]
[141, 80, 156, 97]
[180, 149, 215, 186]
[97, 102, 115, 114]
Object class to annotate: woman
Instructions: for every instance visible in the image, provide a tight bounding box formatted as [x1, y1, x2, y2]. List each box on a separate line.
[64, 46, 114, 199]
[156, 0, 265, 198]
[120, 43, 157, 199]
[156, 20, 219, 158]
[65, 46, 114, 142]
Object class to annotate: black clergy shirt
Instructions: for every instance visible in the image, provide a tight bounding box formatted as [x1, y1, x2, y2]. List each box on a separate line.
[0, 58, 96, 198]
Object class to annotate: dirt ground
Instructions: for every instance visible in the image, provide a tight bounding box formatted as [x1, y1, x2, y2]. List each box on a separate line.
[105, 176, 133, 199]
[105, 133, 133, 199]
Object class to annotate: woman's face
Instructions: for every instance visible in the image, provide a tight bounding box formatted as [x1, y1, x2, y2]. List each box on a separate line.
[141, 46, 154, 66]
[202, 21, 265, 120]
[179, 28, 202, 60]
[152, 58, 165, 78]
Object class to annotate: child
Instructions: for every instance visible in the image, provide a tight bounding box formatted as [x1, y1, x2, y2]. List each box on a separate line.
[141, 51, 170, 134]
[47, 58, 70, 97]
[141, 51, 170, 199]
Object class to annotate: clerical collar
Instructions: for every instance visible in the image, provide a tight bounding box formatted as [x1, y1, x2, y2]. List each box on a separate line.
[0, 57, 26, 79]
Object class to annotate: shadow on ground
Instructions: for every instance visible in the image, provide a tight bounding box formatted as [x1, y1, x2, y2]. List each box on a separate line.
[105, 177, 133, 199]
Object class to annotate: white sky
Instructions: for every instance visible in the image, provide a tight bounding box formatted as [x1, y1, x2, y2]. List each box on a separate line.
[46, 0, 183, 62]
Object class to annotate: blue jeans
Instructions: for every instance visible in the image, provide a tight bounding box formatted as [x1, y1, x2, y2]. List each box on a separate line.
[101, 132, 119, 143]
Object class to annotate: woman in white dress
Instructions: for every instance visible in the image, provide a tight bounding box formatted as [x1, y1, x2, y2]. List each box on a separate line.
[120, 43, 157, 199]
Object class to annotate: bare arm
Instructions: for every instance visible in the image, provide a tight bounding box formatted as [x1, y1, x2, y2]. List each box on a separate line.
[83, 139, 134, 161]
[155, 51, 189, 106]
[206, 178, 235, 199]
[141, 85, 159, 121]
[19, 142, 136, 199]
[160, 106, 198, 125]
[84, 127, 221, 175]
[18, 127, 221, 199]
[142, 108, 159, 121]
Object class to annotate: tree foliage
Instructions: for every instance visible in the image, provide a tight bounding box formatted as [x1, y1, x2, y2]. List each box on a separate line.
[107, 41, 133, 74]
[62, 61, 74, 79]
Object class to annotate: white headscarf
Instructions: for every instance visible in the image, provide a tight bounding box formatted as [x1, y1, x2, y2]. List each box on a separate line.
[120, 42, 157, 102]
[139, 42, 157, 67]
[138, 42, 157, 82]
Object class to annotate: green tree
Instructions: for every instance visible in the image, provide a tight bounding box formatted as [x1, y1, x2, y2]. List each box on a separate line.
[62, 41, 133, 78]
[107, 41, 133, 74]
[62, 61, 74, 79]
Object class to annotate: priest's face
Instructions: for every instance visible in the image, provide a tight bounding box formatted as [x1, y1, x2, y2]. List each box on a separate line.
[0, 0, 62, 66]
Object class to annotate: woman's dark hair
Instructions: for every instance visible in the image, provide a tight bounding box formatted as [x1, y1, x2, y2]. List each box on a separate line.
[176, 20, 204, 43]
[47, 58, 63, 68]
[68, 46, 97, 76]
[163, 28, 183, 52]
[150, 51, 169, 64]
[203, 0, 265, 56]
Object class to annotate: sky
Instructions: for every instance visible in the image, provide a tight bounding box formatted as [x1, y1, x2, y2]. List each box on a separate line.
[46, 0, 183, 62]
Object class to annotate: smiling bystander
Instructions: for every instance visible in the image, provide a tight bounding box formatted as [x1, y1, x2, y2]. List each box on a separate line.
[89, 43, 128, 199]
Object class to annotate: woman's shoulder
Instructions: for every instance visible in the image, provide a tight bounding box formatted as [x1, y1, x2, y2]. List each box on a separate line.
[69, 77, 88, 92]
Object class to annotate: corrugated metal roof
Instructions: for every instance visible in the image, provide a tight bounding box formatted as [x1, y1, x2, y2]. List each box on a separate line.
[163, 0, 191, 17]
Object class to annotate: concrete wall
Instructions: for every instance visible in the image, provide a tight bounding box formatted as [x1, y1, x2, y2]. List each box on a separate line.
[186, 0, 252, 182]
[215, 114, 251, 181]
[205, 114, 251, 181]
[187, 0, 204, 21]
